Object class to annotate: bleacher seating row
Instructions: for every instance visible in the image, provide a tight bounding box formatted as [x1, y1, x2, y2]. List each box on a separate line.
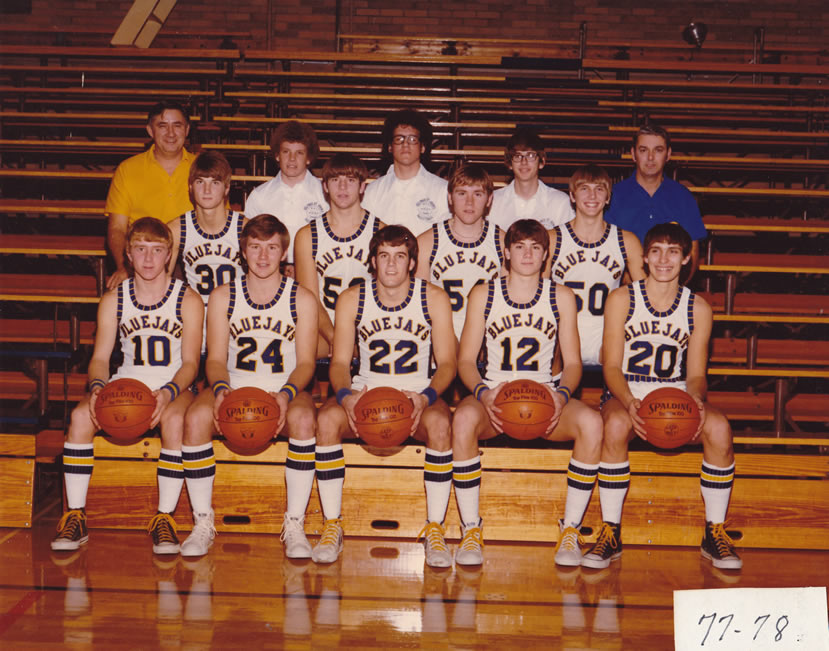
[0, 40, 826, 544]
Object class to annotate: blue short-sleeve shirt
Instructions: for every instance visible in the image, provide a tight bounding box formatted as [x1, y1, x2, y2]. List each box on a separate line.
[604, 174, 707, 244]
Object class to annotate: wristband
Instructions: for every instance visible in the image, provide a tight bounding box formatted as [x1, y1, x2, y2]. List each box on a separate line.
[89, 379, 106, 392]
[161, 382, 180, 401]
[279, 383, 298, 402]
[213, 381, 230, 397]
[421, 386, 437, 406]
[336, 388, 353, 405]
[556, 386, 572, 405]
[473, 382, 489, 400]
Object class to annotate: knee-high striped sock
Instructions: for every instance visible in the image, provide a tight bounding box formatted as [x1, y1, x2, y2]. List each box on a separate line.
[63, 442, 94, 510]
[315, 444, 344, 520]
[453, 456, 482, 528]
[563, 459, 599, 528]
[157, 448, 184, 513]
[424, 449, 453, 524]
[700, 461, 735, 523]
[285, 438, 316, 519]
[598, 461, 630, 524]
[182, 443, 215, 515]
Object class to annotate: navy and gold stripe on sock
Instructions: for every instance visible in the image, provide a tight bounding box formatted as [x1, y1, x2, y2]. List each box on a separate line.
[286, 440, 316, 472]
[424, 450, 453, 483]
[157, 450, 184, 479]
[182, 446, 216, 479]
[63, 444, 94, 475]
[567, 460, 599, 491]
[316, 447, 345, 481]
[453, 458, 482, 490]
[598, 463, 631, 490]
[700, 462, 734, 490]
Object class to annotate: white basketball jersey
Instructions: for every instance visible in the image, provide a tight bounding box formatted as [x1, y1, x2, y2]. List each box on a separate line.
[179, 210, 244, 302]
[622, 280, 695, 400]
[112, 278, 186, 391]
[227, 275, 298, 392]
[426, 219, 503, 339]
[352, 278, 432, 392]
[549, 222, 628, 366]
[310, 212, 379, 324]
[482, 277, 560, 386]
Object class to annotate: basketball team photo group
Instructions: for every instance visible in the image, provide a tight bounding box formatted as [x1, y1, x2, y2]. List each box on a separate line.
[2, 4, 828, 646]
[50, 105, 743, 575]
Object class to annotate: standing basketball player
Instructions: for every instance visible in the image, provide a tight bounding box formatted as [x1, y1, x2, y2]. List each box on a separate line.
[313, 225, 457, 567]
[51, 217, 204, 554]
[295, 153, 381, 357]
[168, 150, 245, 350]
[548, 164, 644, 367]
[180, 215, 319, 558]
[585, 223, 739, 570]
[416, 164, 504, 341]
[452, 219, 603, 566]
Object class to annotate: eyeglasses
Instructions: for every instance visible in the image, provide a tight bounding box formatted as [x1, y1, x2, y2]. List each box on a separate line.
[511, 151, 539, 163]
[392, 135, 420, 145]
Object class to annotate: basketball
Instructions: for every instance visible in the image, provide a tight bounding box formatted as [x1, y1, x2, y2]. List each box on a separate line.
[354, 387, 414, 447]
[94, 378, 156, 441]
[637, 387, 701, 449]
[493, 379, 557, 440]
[217, 387, 280, 451]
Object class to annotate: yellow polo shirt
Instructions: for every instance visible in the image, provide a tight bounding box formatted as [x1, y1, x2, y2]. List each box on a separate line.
[105, 145, 195, 224]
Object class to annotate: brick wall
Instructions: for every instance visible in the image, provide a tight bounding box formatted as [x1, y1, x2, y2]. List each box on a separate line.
[5, 0, 828, 53]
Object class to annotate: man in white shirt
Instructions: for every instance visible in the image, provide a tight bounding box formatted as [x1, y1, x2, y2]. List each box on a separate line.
[244, 120, 329, 275]
[489, 128, 574, 231]
[362, 109, 449, 236]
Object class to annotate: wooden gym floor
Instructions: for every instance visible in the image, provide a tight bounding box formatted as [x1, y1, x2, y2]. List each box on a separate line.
[1, 498, 827, 650]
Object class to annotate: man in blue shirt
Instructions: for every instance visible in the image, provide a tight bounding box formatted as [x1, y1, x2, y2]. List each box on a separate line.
[604, 124, 706, 278]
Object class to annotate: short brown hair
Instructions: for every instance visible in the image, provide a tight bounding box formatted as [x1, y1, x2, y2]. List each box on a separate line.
[568, 164, 612, 199]
[643, 223, 693, 284]
[448, 164, 494, 196]
[322, 153, 368, 185]
[189, 150, 232, 187]
[240, 214, 290, 271]
[270, 120, 320, 165]
[367, 225, 419, 278]
[505, 127, 546, 165]
[504, 219, 549, 271]
[127, 216, 173, 249]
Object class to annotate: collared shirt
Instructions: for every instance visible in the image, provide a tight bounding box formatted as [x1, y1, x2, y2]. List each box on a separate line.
[604, 174, 707, 243]
[105, 145, 195, 224]
[362, 164, 449, 236]
[489, 180, 574, 232]
[244, 171, 328, 263]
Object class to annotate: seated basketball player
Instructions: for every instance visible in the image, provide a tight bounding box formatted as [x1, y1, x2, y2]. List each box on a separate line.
[52, 217, 204, 554]
[416, 164, 505, 342]
[584, 223, 740, 570]
[294, 153, 382, 358]
[180, 215, 319, 558]
[547, 164, 644, 367]
[313, 225, 456, 566]
[452, 219, 603, 566]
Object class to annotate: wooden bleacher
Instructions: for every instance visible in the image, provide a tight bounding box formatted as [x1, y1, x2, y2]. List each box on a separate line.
[1, 39, 826, 542]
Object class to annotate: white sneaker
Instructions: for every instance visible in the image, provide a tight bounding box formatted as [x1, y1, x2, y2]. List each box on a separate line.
[280, 514, 312, 559]
[454, 520, 484, 566]
[311, 518, 343, 564]
[418, 521, 452, 568]
[554, 519, 584, 567]
[180, 510, 216, 557]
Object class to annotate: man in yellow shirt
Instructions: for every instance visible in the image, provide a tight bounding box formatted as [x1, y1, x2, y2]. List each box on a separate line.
[105, 100, 195, 290]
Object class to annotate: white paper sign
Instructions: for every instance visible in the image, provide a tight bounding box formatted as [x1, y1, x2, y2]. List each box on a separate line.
[674, 587, 829, 651]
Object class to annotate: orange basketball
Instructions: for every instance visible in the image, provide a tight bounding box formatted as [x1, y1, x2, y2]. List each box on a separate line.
[493, 379, 557, 440]
[217, 387, 280, 451]
[354, 387, 414, 447]
[94, 378, 155, 441]
[637, 387, 701, 449]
